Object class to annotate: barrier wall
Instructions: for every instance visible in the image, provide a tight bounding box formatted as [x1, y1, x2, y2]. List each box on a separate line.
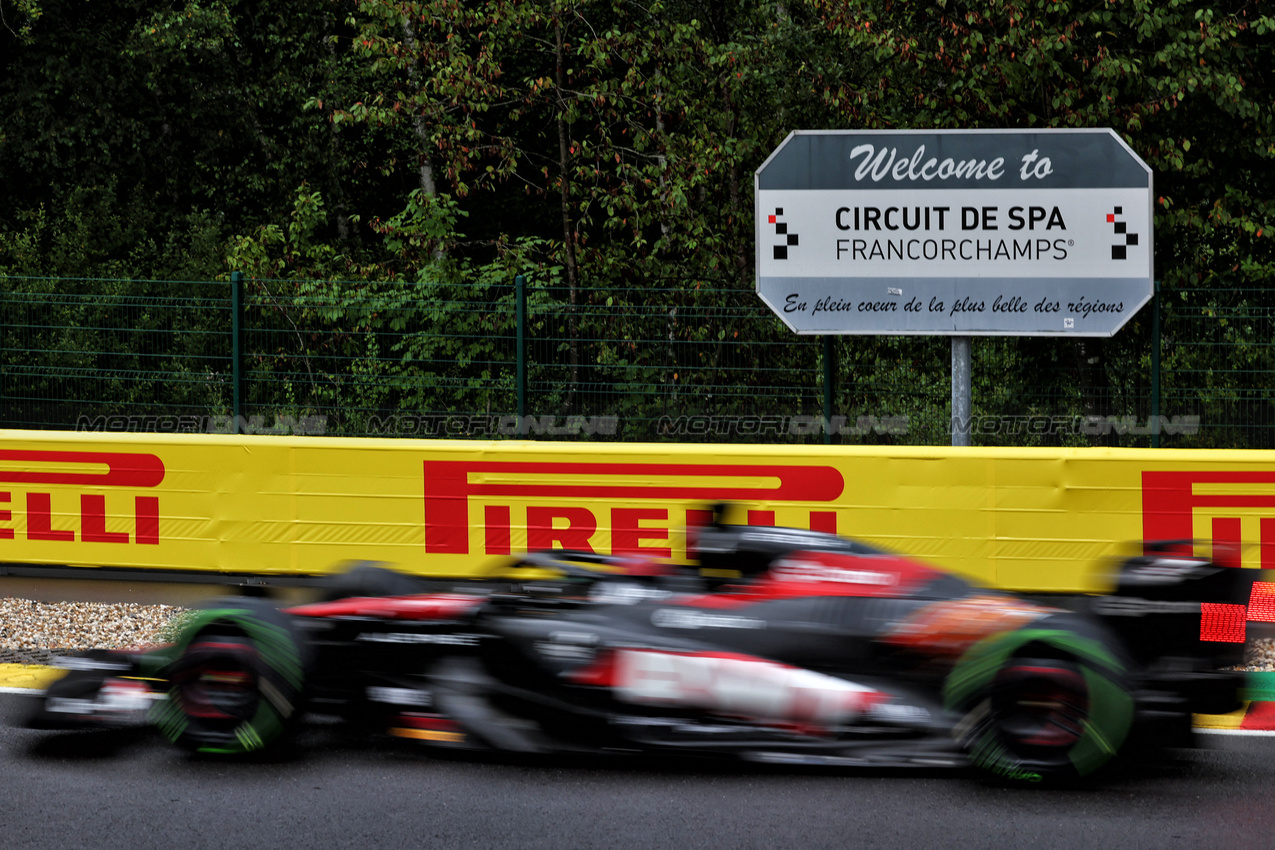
[1, 429, 1273, 591]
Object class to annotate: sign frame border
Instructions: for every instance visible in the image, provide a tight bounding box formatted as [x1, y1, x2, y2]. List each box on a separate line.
[754, 128, 1155, 338]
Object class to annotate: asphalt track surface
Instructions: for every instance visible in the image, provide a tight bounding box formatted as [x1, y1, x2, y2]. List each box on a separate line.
[3, 694, 1275, 850]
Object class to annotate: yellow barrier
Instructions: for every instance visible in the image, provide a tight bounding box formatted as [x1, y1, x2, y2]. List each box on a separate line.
[0, 430, 1273, 591]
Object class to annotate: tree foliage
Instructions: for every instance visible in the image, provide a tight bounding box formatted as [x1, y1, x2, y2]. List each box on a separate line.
[0, 0, 1271, 443]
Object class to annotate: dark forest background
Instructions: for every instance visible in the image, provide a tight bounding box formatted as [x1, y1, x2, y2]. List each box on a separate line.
[1, 1, 1271, 445]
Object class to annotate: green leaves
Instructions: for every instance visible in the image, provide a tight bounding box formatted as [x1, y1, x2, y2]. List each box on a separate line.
[1, 0, 1272, 444]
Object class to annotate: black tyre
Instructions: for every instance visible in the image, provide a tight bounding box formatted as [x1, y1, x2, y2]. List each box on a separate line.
[151, 598, 308, 755]
[944, 626, 1135, 784]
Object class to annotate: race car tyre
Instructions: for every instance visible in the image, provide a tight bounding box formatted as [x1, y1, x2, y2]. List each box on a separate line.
[151, 597, 309, 755]
[943, 626, 1135, 785]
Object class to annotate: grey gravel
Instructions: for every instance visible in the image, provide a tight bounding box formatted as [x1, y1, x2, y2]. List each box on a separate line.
[1, 597, 188, 658]
[1242, 637, 1275, 671]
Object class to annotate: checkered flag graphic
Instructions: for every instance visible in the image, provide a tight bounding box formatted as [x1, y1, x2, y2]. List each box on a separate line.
[1108, 206, 1139, 260]
[769, 208, 798, 260]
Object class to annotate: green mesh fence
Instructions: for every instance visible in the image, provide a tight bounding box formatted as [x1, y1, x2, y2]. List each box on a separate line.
[1, 274, 1271, 447]
[1, 278, 233, 429]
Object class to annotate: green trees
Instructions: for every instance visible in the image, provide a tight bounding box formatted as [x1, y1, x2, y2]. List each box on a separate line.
[0, 0, 1271, 443]
[4, 1, 1268, 283]
[818, 0, 1272, 280]
[0, 0, 358, 278]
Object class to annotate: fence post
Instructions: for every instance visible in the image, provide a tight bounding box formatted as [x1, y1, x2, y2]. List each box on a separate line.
[516, 274, 527, 421]
[1151, 278, 1161, 449]
[231, 271, 244, 431]
[822, 336, 834, 445]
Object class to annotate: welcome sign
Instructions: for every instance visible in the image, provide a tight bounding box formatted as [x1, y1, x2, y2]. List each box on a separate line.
[754, 129, 1154, 336]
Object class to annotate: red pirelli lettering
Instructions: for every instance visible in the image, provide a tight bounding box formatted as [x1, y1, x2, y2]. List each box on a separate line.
[527, 506, 598, 552]
[0, 449, 164, 487]
[135, 496, 160, 545]
[484, 505, 512, 555]
[0, 450, 165, 544]
[1143, 470, 1275, 564]
[14, 492, 162, 544]
[424, 461, 845, 555]
[26, 492, 73, 541]
[1143, 470, 1275, 625]
[612, 508, 672, 559]
[81, 494, 129, 544]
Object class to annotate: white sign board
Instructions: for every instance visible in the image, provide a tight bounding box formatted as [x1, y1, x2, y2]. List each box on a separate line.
[755, 129, 1154, 336]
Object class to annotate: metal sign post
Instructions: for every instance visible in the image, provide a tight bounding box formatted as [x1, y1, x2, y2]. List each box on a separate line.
[951, 336, 971, 446]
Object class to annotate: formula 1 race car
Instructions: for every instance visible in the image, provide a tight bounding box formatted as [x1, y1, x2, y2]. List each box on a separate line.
[25, 506, 1256, 784]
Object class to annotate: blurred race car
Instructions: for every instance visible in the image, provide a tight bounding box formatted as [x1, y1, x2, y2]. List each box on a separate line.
[26, 506, 1255, 784]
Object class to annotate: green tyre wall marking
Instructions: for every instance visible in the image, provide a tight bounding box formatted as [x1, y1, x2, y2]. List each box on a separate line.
[150, 603, 305, 755]
[944, 628, 1135, 781]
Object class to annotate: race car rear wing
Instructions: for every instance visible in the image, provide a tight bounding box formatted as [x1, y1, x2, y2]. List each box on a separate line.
[1095, 544, 1258, 670]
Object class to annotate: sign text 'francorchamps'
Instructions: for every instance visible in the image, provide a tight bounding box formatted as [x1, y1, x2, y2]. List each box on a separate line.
[754, 129, 1154, 336]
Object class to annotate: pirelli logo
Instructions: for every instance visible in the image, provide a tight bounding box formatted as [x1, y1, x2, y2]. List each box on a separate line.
[0, 449, 165, 544]
[1143, 470, 1275, 568]
[1142, 469, 1275, 632]
[423, 461, 845, 556]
